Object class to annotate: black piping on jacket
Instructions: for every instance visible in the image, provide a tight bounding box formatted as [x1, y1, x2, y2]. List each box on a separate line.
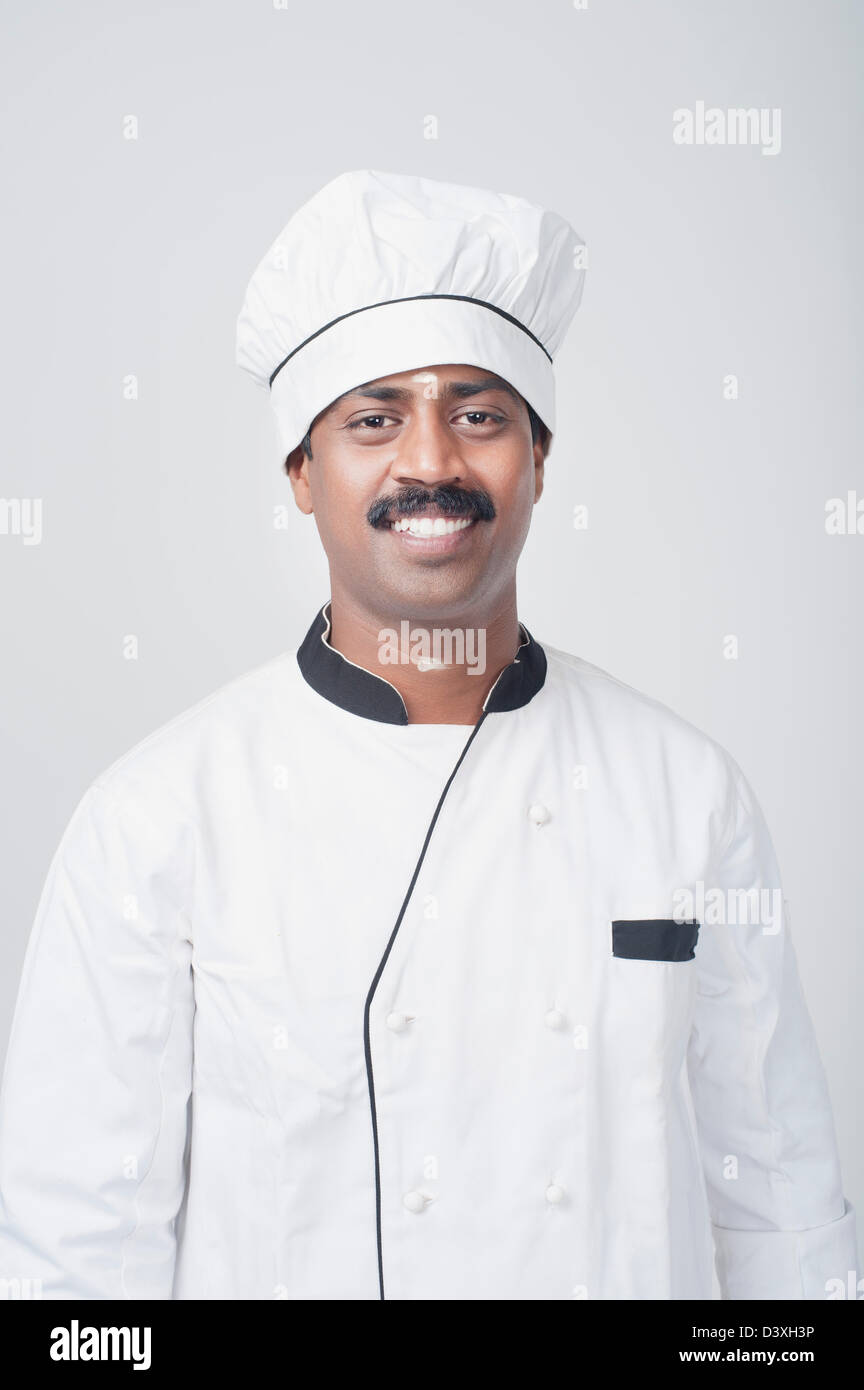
[362, 713, 489, 1299]
[296, 601, 548, 1298]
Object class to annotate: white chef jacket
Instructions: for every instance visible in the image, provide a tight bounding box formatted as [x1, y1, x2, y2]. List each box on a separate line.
[0, 602, 857, 1301]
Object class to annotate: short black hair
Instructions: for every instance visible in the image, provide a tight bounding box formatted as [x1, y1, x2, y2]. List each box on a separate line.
[526, 401, 546, 447]
[296, 397, 548, 464]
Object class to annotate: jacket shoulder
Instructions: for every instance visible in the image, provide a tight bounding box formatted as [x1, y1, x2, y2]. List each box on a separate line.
[88, 651, 296, 811]
[540, 640, 745, 787]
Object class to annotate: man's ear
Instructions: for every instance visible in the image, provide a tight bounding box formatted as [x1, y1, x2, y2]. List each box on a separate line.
[533, 431, 548, 504]
[285, 444, 314, 515]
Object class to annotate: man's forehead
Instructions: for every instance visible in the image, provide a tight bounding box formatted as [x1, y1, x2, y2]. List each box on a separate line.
[329, 368, 521, 409]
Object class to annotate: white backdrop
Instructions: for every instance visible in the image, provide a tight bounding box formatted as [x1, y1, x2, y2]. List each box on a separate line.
[1, 0, 861, 1253]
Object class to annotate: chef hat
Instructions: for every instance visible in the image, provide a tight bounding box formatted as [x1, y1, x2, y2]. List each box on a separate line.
[235, 169, 586, 458]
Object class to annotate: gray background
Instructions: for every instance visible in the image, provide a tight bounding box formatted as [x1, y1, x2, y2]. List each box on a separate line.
[1, 0, 861, 1274]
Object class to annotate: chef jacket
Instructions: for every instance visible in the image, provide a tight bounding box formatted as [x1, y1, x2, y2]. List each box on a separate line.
[0, 601, 857, 1301]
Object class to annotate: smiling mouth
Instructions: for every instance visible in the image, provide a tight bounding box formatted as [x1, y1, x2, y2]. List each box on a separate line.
[389, 515, 476, 538]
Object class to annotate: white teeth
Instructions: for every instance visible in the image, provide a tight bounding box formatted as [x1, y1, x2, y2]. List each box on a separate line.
[391, 516, 474, 537]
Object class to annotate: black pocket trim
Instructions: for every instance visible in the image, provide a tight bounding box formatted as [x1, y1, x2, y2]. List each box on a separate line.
[611, 918, 700, 962]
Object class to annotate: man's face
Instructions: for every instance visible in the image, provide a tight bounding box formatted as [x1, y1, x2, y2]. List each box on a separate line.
[285, 364, 548, 620]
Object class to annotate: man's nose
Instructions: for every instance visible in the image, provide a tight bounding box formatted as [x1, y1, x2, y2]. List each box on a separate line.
[389, 411, 466, 488]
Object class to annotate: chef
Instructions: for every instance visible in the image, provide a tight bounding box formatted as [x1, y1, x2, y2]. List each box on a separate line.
[0, 170, 857, 1302]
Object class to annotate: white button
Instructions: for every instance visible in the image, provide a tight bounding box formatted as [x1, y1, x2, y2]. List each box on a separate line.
[545, 1009, 566, 1030]
[528, 803, 550, 826]
[386, 1011, 411, 1032]
[403, 1190, 427, 1214]
[545, 1183, 566, 1205]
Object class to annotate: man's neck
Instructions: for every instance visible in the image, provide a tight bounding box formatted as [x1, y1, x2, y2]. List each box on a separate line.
[326, 588, 522, 725]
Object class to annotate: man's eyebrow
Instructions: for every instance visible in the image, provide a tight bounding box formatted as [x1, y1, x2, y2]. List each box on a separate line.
[335, 383, 413, 405]
[330, 375, 521, 410]
[443, 377, 520, 403]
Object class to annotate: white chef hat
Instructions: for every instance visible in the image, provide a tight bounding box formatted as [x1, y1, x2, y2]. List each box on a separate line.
[235, 169, 586, 458]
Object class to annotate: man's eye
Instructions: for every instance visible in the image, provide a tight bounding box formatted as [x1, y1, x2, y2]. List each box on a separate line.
[347, 414, 400, 431]
[457, 411, 505, 426]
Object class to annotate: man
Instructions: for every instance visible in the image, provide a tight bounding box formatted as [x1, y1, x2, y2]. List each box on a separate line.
[0, 170, 857, 1301]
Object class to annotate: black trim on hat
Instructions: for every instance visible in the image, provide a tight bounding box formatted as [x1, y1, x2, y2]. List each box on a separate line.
[268, 292, 553, 388]
[296, 601, 547, 724]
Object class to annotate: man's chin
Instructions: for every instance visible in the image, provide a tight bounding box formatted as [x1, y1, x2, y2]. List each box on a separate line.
[372, 569, 486, 621]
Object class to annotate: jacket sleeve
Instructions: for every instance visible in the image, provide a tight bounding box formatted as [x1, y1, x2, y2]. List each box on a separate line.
[0, 779, 195, 1299]
[686, 755, 859, 1300]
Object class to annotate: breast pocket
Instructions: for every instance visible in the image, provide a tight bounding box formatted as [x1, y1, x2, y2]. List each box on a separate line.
[611, 918, 700, 962]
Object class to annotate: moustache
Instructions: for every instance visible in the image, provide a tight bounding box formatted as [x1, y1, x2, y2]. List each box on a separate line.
[367, 484, 496, 529]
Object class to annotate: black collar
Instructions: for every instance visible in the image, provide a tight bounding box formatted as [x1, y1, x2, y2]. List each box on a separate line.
[296, 601, 547, 725]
